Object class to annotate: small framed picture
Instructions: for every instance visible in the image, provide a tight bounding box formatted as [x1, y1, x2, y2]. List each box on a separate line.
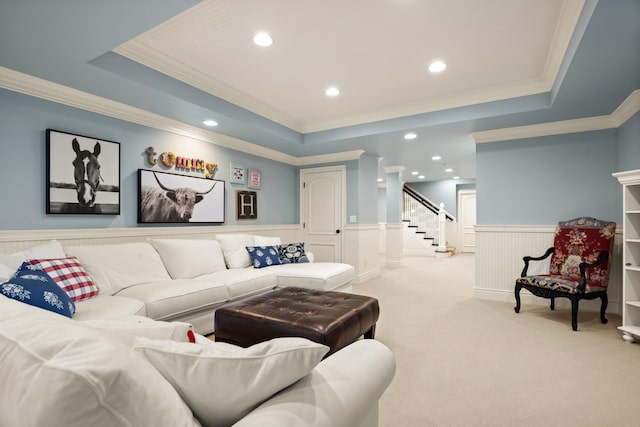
[230, 162, 245, 185]
[236, 190, 257, 220]
[247, 168, 261, 190]
[46, 129, 120, 215]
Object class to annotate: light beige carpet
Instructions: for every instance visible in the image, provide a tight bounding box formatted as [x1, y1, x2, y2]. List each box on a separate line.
[352, 254, 640, 427]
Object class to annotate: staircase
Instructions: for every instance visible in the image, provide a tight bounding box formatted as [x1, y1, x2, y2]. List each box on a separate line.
[402, 184, 455, 256]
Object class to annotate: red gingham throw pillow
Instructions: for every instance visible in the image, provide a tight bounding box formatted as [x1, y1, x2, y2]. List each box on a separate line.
[27, 257, 99, 302]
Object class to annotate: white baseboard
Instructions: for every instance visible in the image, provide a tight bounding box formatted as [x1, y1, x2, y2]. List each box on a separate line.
[352, 266, 381, 284]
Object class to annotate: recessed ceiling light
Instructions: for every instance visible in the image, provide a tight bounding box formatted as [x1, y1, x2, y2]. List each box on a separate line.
[325, 87, 340, 97]
[411, 171, 418, 175]
[253, 32, 273, 47]
[418, 175, 425, 179]
[445, 168, 453, 173]
[428, 60, 447, 73]
[404, 133, 417, 140]
[453, 176, 460, 180]
[432, 155, 442, 161]
[377, 178, 383, 182]
[203, 119, 218, 127]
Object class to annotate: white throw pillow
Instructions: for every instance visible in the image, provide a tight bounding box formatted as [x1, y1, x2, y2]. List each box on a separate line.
[0, 254, 23, 282]
[0, 297, 199, 427]
[1, 240, 68, 282]
[253, 235, 282, 246]
[79, 317, 196, 347]
[149, 239, 227, 279]
[15, 239, 66, 260]
[216, 233, 254, 268]
[133, 336, 329, 427]
[65, 243, 171, 295]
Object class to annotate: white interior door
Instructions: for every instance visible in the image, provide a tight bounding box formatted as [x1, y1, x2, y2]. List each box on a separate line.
[458, 190, 476, 253]
[300, 166, 345, 262]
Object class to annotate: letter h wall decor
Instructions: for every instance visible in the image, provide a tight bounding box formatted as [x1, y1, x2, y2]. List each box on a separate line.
[236, 190, 257, 220]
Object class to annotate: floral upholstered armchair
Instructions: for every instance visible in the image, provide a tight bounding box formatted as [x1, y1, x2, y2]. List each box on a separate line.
[514, 217, 616, 331]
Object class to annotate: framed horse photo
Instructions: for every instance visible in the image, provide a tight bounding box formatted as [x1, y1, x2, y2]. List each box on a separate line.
[46, 129, 121, 215]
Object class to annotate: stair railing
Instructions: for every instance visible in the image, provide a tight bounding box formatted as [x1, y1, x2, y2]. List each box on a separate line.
[402, 184, 454, 246]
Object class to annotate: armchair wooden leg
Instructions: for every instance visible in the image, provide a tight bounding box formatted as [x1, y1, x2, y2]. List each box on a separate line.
[600, 293, 608, 325]
[571, 297, 579, 331]
[514, 283, 522, 313]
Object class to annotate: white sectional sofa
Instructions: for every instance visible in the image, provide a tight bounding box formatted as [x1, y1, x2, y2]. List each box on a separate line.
[60, 234, 355, 334]
[0, 236, 395, 427]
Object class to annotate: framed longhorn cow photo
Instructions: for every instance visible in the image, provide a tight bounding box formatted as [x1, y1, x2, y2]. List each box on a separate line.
[46, 129, 120, 215]
[137, 169, 225, 224]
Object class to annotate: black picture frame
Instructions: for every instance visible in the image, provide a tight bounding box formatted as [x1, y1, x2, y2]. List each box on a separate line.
[138, 169, 225, 224]
[46, 129, 120, 215]
[236, 190, 257, 220]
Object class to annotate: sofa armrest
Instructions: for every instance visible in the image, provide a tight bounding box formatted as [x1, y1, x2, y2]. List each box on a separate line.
[232, 339, 395, 427]
[307, 251, 315, 263]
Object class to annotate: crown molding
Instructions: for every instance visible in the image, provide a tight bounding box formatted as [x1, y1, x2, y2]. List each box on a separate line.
[472, 89, 640, 143]
[0, 67, 375, 168]
[301, 80, 552, 133]
[0, 66, 303, 165]
[296, 150, 364, 166]
[114, 40, 305, 132]
[541, 0, 585, 85]
[383, 165, 406, 174]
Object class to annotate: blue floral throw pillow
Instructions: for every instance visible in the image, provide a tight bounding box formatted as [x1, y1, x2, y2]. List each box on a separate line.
[1, 262, 76, 318]
[246, 246, 282, 269]
[277, 242, 309, 264]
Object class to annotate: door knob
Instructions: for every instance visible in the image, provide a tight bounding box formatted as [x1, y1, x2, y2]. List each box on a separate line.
[336, 229, 341, 234]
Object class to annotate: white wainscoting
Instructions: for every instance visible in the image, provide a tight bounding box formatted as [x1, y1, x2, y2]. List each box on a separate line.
[0, 224, 303, 255]
[343, 224, 381, 284]
[475, 225, 623, 315]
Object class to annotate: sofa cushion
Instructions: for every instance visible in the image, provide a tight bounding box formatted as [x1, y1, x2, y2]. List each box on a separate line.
[133, 336, 329, 427]
[216, 233, 254, 268]
[270, 262, 355, 291]
[1, 262, 76, 318]
[277, 242, 310, 263]
[65, 243, 171, 295]
[27, 256, 99, 302]
[0, 255, 23, 282]
[198, 268, 276, 300]
[116, 278, 229, 321]
[246, 245, 282, 268]
[0, 240, 66, 282]
[15, 239, 66, 260]
[73, 294, 147, 320]
[253, 235, 282, 246]
[79, 317, 196, 347]
[0, 296, 199, 427]
[149, 238, 227, 279]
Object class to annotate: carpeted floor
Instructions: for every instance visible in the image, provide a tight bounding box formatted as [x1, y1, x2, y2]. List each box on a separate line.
[352, 254, 640, 427]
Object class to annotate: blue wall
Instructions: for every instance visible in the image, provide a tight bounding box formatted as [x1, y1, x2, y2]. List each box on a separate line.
[476, 129, 622, 225]
[0, 90, 298, 230]
[357, 153, 379, 224]
[618, 112, 640, 173]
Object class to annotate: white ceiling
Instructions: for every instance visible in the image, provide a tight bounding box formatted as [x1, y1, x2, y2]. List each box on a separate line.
[115, 0, 584, 134]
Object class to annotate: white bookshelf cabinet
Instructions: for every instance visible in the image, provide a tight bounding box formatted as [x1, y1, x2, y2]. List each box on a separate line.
[614, 169, 640, 342]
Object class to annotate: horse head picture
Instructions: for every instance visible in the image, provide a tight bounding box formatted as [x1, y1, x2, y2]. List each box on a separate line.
[71, 138, 102, 208]
[46, 129, 120, 215]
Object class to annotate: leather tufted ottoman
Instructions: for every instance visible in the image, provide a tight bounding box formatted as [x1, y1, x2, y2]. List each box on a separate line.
[214, 287, 379, 356]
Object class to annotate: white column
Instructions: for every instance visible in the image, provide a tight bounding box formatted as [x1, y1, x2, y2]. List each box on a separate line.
[383, 165, 405, 267]
[435, 202, 451, 258]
